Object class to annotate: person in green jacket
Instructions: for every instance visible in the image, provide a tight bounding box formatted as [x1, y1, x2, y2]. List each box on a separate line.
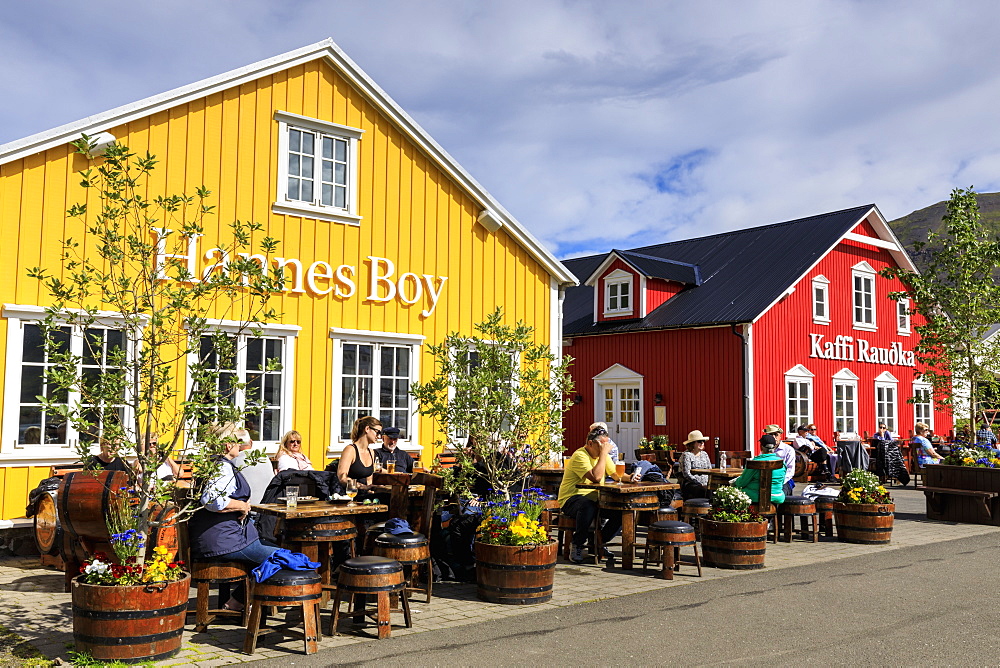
[731, 441, 786, 505]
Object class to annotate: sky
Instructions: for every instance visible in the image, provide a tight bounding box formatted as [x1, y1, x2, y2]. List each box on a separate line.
[3, 0, 1000, 259]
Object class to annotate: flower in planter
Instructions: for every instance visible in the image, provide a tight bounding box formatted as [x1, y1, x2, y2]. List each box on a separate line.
[944, 446, 1000, 468]
[707, 486, 764, 523]
[837, 469, 892, 504]
[476, 488, 551, 546]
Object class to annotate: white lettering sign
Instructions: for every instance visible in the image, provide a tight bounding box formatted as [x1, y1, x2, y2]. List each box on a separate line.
[154, 230, 448, 319]
[808, 333, 915, 367]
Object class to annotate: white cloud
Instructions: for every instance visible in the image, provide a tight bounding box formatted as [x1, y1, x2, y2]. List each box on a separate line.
[4, 0, 1000, 258]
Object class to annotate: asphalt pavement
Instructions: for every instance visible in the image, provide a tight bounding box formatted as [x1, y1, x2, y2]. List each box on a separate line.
[252, 530, 1000, 667]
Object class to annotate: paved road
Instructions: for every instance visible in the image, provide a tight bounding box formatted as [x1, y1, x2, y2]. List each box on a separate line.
[253, 531, 1000, 667]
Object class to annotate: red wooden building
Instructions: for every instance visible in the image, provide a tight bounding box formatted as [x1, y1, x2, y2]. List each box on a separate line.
[561, 204, 952, 458]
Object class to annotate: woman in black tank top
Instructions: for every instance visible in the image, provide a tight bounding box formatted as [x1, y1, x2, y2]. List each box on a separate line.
[338, 416, 381, 485]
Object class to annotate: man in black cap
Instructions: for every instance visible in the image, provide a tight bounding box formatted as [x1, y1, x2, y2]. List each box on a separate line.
[374, 426, 415, 473]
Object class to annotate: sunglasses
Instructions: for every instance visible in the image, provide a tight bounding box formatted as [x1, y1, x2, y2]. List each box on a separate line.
[288, 439, 301, 444]
[588, 428, 609, 439]
[371, 427, 383, 437]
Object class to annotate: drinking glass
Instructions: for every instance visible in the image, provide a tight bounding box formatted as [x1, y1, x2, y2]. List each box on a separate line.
[345, 479, 358, 506]
[285, 486, 299, 510]
[386, 460, 396, 474]
[615, 462, 626, 480]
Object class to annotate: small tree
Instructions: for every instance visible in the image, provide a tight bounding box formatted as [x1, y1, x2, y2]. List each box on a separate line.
[410, 308, 573, 497]
[28, 136, 283, 563]
[881, 187, 1000, 423]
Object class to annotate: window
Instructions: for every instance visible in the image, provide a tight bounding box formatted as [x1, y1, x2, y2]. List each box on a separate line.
[603, 269, 634, 316]
[330, 329, 423, 448]
[785, 365, 814, 433]
[897, 298, 911, 335]
[273, 111, 363, 226]
[913, 381, 933, 431]
[852, 261, 877, 330]
[188, 321, 299, 444]
[812, 275, 830, 324]
[874, 372, 898, 433]
[832, 368, 859, 434]
[2, 306, 133, 457]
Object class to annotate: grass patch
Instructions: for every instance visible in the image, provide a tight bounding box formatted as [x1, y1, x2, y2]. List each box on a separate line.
[0, 622, 54, 667]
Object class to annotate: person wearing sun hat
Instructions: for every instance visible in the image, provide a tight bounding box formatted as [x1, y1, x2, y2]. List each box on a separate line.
[763, 424, 797, 495]
[678, 429, 713, 499]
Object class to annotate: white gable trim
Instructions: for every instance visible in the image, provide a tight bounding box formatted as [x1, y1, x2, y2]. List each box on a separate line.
[751, 206, 918, 325]
[785, 364, 815, 377]
[593, 363, 643, 381]
[875, 371, 899, 383]
[0, 39, 577, 287]
[583, 252, 640, 287]
[833, 367, 860, 380]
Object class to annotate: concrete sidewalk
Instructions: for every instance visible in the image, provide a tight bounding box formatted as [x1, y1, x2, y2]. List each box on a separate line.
[0, 487, 995, 666]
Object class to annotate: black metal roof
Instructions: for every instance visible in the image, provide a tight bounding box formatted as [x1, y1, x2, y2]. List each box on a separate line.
[608, 250, 701, 286]
[564, 204, 876, 336]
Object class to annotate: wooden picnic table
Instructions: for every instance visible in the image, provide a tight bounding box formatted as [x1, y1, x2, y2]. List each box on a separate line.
[576, 480, 679, 570]
[252, 500, 388, 604]
[691, 467, 743, 490]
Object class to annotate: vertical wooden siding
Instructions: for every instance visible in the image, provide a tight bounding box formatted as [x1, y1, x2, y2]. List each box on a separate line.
[564, 326, 744, 458]
[753, 238, 952, 441]
[0, 59, 553, 518]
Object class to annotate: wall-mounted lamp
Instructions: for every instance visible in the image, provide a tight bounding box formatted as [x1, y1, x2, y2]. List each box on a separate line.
[654, 392, 663, 404]
[573, 394, 585, 405]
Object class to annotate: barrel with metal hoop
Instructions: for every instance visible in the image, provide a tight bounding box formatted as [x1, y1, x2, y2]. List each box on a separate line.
[833, 502, 894, 544]
[250, 568, 322, 606]
[282, 514, 358, 543]
[72, 573, 191, 663]
[700, 518, 768, 569]
[598, 487, 660, 511]
[474, 540, 559, 605]
[33, 489, 61, 555]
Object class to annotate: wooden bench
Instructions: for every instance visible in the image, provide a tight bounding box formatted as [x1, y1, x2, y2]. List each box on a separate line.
[918, 485, 1000, 521]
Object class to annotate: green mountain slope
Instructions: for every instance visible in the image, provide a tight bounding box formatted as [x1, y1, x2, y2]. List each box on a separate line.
[889, 192, 1000, 271]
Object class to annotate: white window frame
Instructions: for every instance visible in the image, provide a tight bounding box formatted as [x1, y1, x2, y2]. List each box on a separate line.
[603, 269, 634, 317]
[897, 298, 911, 335]
[185, 319, 300, 448]
[1, 304, 138, 463]
[328, 328, 424, 456]
[812, 275, 830, 325]
[832, 368, 859, 435]
[913, 379, 933, 431]
[784, 364, 814, 433]
[851, 261, 877, 331]
[273, 110, 364, 226]
[874, 371, 898, 434]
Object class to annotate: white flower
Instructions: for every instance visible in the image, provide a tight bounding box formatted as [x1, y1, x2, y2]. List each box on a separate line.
[85, 560, 109, 575]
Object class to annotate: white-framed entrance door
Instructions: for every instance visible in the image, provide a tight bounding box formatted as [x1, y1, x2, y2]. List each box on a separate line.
[593, 364, 644, 455]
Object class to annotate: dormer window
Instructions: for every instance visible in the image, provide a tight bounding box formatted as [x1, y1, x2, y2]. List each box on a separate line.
[603, 270, 634, 316]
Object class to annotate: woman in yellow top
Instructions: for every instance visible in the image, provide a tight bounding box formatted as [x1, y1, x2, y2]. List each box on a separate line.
[558, 426, 640, 564]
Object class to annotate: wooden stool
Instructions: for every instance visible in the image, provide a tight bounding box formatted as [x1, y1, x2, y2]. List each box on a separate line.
[329, 556, 412, 639]
[556, 511, 604, 563]
[779, 496, 819, 543]
[373, 532, 432, 604]
[680, 498, 711, 536]
[814, 497, 835, 538]
[243, 568, 322, 656]
[283, 514, 358, 605]
[363, 522, 388, 554]
[651, 506, 678, 523]
[190, 560, 252, 632]
[541, 499, 561, 536]
[643, 520, 702, 580]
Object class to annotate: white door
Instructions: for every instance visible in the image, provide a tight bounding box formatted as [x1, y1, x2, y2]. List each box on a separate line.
[600, 383, 642, 454]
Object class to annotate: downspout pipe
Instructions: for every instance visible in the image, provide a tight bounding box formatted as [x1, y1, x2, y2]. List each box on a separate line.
[731, 323, 749, 451]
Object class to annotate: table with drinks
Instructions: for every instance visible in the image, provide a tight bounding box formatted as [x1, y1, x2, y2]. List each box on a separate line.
[576, 480, 679, 569]
[252, 498, 389, 603]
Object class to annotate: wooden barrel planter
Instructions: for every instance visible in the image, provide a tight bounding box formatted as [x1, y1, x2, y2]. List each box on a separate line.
[701, 519, 768, 570]
[833, 502, 894, 544]
[72, 573, 190, 663]
[33, 489, 61, 555]
[474, 540, 558, 605]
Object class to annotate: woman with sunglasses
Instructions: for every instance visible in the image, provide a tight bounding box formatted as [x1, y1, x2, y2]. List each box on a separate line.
[337, 416, 381, 486]
[275, 430, 314, 471]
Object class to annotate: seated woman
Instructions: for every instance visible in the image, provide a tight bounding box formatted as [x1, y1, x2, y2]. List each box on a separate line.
[337, 416, 382, 487]
[913, 422, 943, 466]
[275, 430, 314, 472]
[677, 430, 712, 499]
[187, 423, 279, 611]
[731, 441, 786, 506]
[84, 439, 132, 474]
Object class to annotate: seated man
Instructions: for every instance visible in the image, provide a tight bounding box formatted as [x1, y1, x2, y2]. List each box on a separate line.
[558, 427, 639, 564]
[373, 426, 415, 473]
[793, 425, 835, 481]
[731, 441, 786, 506]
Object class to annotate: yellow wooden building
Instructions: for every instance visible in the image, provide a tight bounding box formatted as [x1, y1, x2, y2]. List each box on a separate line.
[0, 39, 576, 520]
